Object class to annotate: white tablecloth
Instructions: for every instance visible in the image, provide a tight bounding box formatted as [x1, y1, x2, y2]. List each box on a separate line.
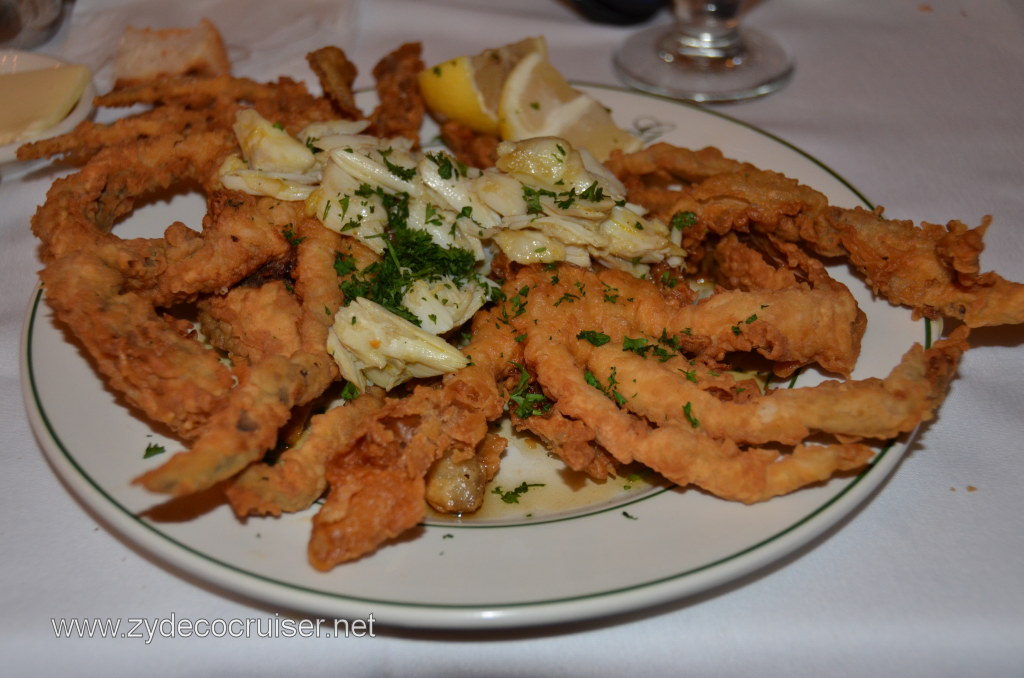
[3, 1, 1023, 675]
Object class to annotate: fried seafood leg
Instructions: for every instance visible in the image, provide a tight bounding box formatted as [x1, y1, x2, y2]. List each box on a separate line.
[155, 192, 296, 304]
[613, 145, 1024, 327]
[135, 350, 335, 496]
[675, 284, 865, 376]
[96, 74, 311, 109]
[828, 206, 1024, 327]
[200, 222, 375, 511]
[586, 327, 967, 446]
[606, 143, 754, 220]
[514, 265, 865, 377]
[306, 46, 363, 120]
[499, 263, 966, 502]
[710, 232, 841, 293]
[307, 306, 518, 569]
[95, 75, 338, 135]
[31, 130, 235, 262]
[511, 399, 614, 480]
[189, 223, 376, 507]
[607, 143, 751, 185]
[366, 42, 425, 145]
[16, 106, 215, 164]
[31, 133, 298, 438]
[226, 388, 387, 516]
[526, 339, 876, 504]
[292, 219, 378, 360]
[439, 119, 499, 169]
[197, 280, 304, 366]
[308, 464, 427, 569]
[41, 245, 235, 437]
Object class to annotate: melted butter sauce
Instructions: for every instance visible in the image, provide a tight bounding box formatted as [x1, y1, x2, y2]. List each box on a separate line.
[424, 419, 670, 526]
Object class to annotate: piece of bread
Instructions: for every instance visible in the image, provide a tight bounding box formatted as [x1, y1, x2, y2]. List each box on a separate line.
[112, 18, 231, 86]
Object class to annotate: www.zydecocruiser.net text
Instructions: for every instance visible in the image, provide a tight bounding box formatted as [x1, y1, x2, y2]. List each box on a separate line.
[51, 613, 376, 643]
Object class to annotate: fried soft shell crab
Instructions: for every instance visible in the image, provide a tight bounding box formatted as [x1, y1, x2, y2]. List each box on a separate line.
[19, 30, 1024, 571]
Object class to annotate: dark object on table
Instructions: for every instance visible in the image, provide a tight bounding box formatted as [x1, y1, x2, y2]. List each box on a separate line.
[569, 0, 666, 25]
[0, 0, 64, 49]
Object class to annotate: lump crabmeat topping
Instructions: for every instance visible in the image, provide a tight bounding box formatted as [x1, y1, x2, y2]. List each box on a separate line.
[218, 109, 684, 390]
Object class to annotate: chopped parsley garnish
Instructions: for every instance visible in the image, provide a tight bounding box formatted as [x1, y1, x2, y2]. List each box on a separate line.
[492, 481, 545, 504]
[340, 382, 361, 400]
[499, 285, 531, 323]
[525, 181, 608, 214]
[522, 185, 557, 214]
[622, 336, 649, 354]
[553, 291, 579, 307]
[730, 315, 759, 336]
[339, 186, 477, 325]
[425, 151, 466, 180]
[671, 210, 697, 230]
[576, 330, 611, 346]
[508, 362, 551, 419]
[143, 443, 166, 459]
[333, 252, 357, 277]
[424, 203, 443, 227]
[682, 401, 700, 428]
[658, 329, 683, 352]
[585, 367, 627, 407]
[378, 147, 417, 181]
[282, 224, 305, 247]
[602, 282, 620, 303]
[579, 181, 605, 202]
[622, 334, 674, 362]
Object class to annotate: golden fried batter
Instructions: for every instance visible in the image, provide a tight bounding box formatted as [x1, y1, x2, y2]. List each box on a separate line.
[226, 387, 387, 516]
[367, 42, 425, 144]
[135, 350, 335, 495]
[612, 144, 1024, 326]
[198, 281, 304, 366]
[495, 264, 966, 503]
[306, 46, 362, 120]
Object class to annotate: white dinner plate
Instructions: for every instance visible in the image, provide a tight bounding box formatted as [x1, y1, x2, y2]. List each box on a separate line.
[20, 85, 930, 629]
[0, 50, 96, 179]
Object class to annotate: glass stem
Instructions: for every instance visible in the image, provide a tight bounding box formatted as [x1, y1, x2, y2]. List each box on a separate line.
[668, 0, 747, 60]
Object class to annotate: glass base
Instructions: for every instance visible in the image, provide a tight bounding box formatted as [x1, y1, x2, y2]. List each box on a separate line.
[613, 22, 794, 103]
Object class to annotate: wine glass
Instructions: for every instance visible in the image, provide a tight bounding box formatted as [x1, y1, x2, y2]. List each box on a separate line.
[613, 0, 793, 103]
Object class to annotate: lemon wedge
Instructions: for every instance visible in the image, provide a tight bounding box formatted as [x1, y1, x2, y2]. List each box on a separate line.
[498, 52, 641, 162]
[418, 36, 546, 136]
[0, 64, 92, 146]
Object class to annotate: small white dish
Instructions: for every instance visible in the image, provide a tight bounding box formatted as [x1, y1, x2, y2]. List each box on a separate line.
[0, 49, 95, 179]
